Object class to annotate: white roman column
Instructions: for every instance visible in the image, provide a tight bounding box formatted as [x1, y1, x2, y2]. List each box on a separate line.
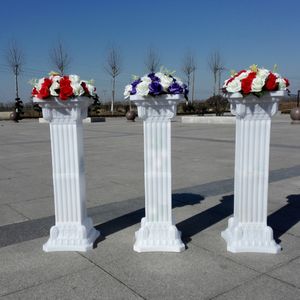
[221, 91, 285, 253]
[131, 94, 185, 252]
[34, 97, 100, 252]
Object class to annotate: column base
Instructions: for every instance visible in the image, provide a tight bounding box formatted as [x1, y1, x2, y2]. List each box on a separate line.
[43, 217, 100, 252]
[221, 217, 281, 254]
[133, 218, 185, 252]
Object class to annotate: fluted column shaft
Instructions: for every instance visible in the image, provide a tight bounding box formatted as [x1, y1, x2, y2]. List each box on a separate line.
[131, 95, 185, 252]
[144, 119, 172, 224]
[34, 97, 100, 252]
[222, 92, 284, 253]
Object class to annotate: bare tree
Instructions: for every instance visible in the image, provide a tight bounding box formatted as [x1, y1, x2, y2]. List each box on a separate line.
[104, 46, 122, 113]
[208, 51, 225, 96]
[50, 41, 71, 75]
[144, 47, 160, 73]
[6, 41, 24, 99]
[208, 51, 226, 116]
[182, 52, 197, 103]
[6, 41, 25, 122]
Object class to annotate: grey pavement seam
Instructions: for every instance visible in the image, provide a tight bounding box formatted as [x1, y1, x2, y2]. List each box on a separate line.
[0, 164, 299, 249]
[78, 253, 146, 300]
[208, 274, 266, 300]
[0, 265, 92, 298]
[5, 203, 30, 221]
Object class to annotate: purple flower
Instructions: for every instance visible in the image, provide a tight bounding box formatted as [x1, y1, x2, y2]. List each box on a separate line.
[168, 82, 183, 94]
[132, 79, 141, 87]
[130, 87, 137, 95]
[130, 79, 142, 95]
[148, 73, 160, 82]
[149, 81, 163, 95]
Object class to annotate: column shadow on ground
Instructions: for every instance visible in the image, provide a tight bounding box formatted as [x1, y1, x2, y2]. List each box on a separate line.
[94, 193, 205, 246]
[94, 193, 233, 248]
[176, 194, 233, 245]
[268, 194, 300, 243]
[94, 193, 300, 249]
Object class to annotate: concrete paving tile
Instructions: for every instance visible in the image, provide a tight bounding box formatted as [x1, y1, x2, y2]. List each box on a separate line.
[1, 266, 143, 300]
[268, 256, 300, 288]
[0, 175, 52, 205]
[86, 184, 143, 207]
[98, 243, 258, 300]
[213, 274, 300, 300]
[0, 238, 94, 296]
[9, 197, 54, 220]
[0, 204, 28, 226]
[83, 222, 141, 267]
[186, 217, 300, 274]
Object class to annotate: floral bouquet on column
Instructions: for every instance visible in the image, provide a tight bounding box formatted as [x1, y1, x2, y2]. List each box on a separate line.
[31, 72, 97, 101]
[222, 64, 289, 96]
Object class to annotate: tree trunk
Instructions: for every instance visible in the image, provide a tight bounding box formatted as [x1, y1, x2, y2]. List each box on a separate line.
[111, 77, 115, 114]
[15, 65, 19, 99]
[191, 71, 195, 104]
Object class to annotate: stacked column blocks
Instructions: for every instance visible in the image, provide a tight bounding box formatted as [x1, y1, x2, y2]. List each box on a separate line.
[34, 97, 100, 252]
[222, 91, 285, 253]
[131, 95, 185, 252]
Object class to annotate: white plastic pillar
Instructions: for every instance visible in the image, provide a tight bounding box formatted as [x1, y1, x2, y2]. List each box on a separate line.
[222, 91, 285, 253]
[34, 97, 100, 252]
[131, 95, 185, 252]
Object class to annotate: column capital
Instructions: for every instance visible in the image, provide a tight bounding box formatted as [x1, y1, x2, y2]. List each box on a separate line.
[33, 97, 93, 123]
[228, 91, 286, 120]
[130, 95, 183, 121]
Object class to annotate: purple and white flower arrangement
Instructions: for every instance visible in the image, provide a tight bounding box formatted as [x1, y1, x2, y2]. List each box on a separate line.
[124, 70, 188, 100]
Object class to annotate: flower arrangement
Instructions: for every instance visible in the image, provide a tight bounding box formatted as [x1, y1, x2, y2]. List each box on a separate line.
[124, 69, 188, 100]
[31, 72, 97, 100]
[223, 65, 289, 97]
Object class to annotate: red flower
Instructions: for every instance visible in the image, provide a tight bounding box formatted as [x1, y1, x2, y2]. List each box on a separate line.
[236, 70, 247, 77]
[31, 87, 38, 97]
[284, 78, 290, 87]
[59, 76, 74, 100]
[265, 73, 278, 91]
[37, 78, 53, 99]
[241, 72, 256, 94]
[225, 70, 247, 86]
[81, 82, 90, 95]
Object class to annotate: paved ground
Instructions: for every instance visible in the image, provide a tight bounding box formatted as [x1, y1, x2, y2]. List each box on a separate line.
[0, 114, 299, 299]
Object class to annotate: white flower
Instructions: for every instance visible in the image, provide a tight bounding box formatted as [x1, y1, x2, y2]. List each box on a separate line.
[36, 78, 46, 90]
[136, 81, 149, 96]
[257, 68, 270, 80]
[226, 78, 241, 93]
[223, 78, 232, 88]
[124, 84, 132, 99]
[70, 75, 85, 96]
[49, 80, 60, 97]
[69, 75, 80, 83]
[159, 74, 173, 91]
[49, 75, 61, 82]
[141, 76, 151, 84]
[236, 70, 250, 80]
[155, 72, 164, 79]
[251, 76, 265, 92]
[72, 82, 85, 96]
[86, 83, 96, 97]
[173, 76, 183, 86]
[276, 78, 287, 90]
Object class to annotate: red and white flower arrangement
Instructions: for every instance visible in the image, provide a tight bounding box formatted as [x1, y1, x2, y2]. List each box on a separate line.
[223, 65, 289, 96]
[31, 72, 97, 100]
